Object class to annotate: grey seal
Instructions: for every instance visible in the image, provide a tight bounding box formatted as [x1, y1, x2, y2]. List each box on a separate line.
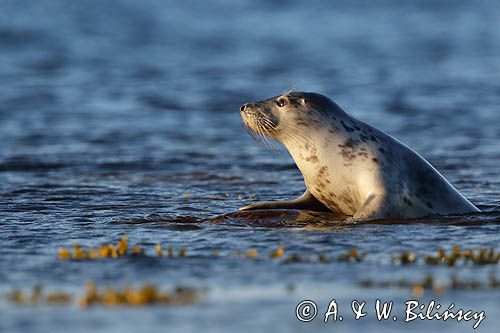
[239, 91, 479, 220]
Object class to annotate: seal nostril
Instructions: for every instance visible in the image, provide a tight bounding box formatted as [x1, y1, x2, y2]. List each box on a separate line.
[240, 104, 246, 112]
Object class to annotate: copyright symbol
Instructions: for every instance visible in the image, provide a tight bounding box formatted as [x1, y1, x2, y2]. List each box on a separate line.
[295, 300, 318, 322]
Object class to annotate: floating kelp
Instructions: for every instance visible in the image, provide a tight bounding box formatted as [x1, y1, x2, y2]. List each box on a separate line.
[7, 284, 71, 305]
[58, 236, 143, 260]
[336, 248, 365, 262]
[78, 282, 199, 308]
[6, 283, 201, 308]
[230, 245, 283, 260]
[360, 273, 500, 297]
[154, 244, 184, 257]
[155, 243, 163, 256]
[269, 244, 285, 258]
[245, 248, 259, 259]
[392, 251, 417, 265]
[283, 248, 366, 264]
[393, 245, 499, 266]
[58, 239, 498, 267]
[58, 236, 183, 260]
[425, 245, 499, 266]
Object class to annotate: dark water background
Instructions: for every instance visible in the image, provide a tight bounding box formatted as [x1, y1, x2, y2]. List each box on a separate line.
[1, 0, 499, 332]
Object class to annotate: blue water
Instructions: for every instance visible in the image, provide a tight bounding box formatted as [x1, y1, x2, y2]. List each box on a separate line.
[1, 1, 499, 332]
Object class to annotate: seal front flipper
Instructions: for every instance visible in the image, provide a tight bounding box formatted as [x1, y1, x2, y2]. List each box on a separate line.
[239, 190, 331, 212]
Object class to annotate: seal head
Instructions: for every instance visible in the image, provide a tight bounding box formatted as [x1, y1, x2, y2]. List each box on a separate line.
[240, 92, 345, 143]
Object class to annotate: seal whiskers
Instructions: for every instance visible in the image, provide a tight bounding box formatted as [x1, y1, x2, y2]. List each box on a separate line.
[242, 115, 281, 152]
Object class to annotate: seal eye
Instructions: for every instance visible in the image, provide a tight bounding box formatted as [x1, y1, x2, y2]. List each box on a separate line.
[276, 99, 287, 107]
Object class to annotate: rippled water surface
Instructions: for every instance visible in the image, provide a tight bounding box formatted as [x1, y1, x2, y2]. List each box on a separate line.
[1, 1, 499, 332]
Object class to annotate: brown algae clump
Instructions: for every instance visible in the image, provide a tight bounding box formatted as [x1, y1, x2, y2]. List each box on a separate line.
[393, 245, 499, 266]
[57, 241, 497, 266]
[360, 273, 500, 297]
[155, 243, 163, 256]
[245, 248, 259, 259]
[337, 248, 365, 262]
[57, 248, 72, 260]
[6, 283, 201, 308]
[56, 236, 190, 260]
[58, 235, 133, 260]
[283, 248, 366, 264]
[269, 244, 285, 258]
[393, 251, 416, 265]
[78, 282, 200, 308]
[167, 245, 174, 257]
[7, 285, 72, 306]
